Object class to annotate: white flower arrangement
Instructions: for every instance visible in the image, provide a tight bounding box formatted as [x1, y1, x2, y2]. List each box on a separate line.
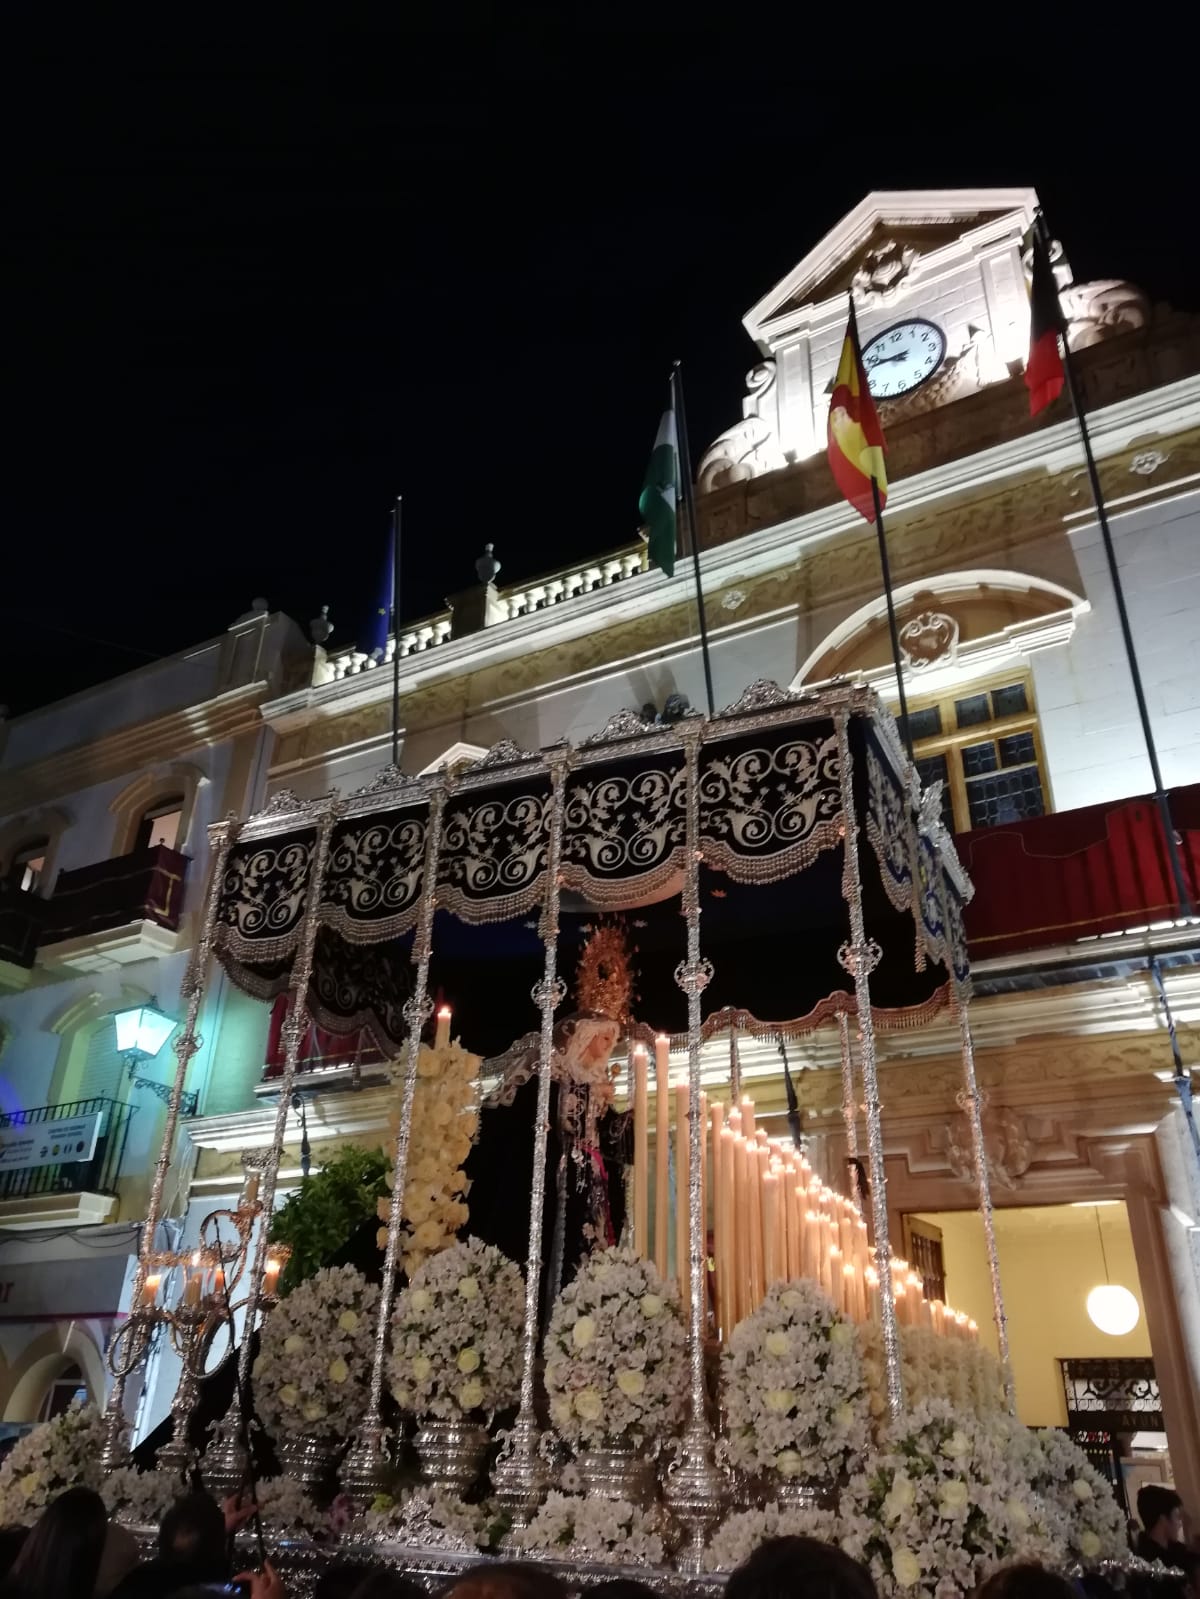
[1026, 1426, 1127, 1565]
[377, 1035, 480, 1277]
[101, 1464, 179, 1527]
[544, 1247, 687, 1450]
[722, 1279, 871, 1483]
[858, 1325, 1006, 1440]
[389, 1236, 524, 1420]
[839, 1399, 1063, 1597]
[704, 1499, 841, 1573]
[511, 1490, 664, 1564]
[354, 1486, 488, 1551]
[253, 1474, 328, 1537]
[254, 1264, 379, 1443]
[0, 1401, 104, 1524]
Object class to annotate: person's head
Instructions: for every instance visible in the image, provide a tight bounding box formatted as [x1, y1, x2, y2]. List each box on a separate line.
[1138, 1484, 1184, 1546]
[8, 1485, 110, 1599]
[158, 1490, 227, 1579]
[440, 1562, 568, 1599]
[0, 1524, 29, 1579]
[349, 1573, 426, 1599]
[313, 1562, 375, 1599]
[973, 1566, 1077, 1599]
[725, 1537, 877, 1599]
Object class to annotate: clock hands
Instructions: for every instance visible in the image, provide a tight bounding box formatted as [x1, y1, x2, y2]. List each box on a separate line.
[866, 352, 908, 367]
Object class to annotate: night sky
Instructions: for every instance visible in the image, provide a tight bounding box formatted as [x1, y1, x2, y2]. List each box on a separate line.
[7, 20, 1196, 717]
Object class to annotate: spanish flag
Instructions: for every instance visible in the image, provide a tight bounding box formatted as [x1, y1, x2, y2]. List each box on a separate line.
[827, 299, 887, 523]
[1025, 222, 1066, 417]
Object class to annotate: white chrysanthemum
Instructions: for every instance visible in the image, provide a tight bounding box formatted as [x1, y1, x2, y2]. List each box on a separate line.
[254, 1474, 326, 1536]
[705, 1499, 839, 1572]
[543, 1247, 687, 1449]
[354, 1485, 488, 1550]
[1025, 1426, 1127, 1564]
[101, 1465, 179, 1527]
[511, 1491, 664, 1564]
[388, 1236, 524, 1421]
[254, 1265, 378, 1445]
[0, 1402, 106, 1525]
[722, 1278, 870, 1482]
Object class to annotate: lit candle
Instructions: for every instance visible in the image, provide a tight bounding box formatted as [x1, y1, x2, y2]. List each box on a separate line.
[183, 1253, 202, 1309]
[762, 1170, 780, 1286]
[828, 1244, 844, 1312]
[734, 1136, 753, 1324]
[751, 1144, 769, 1308]
[740, 1097, 755, 1140]
[709, 1103, 725, 1336]
[435, 1005, 452, 1050]
[930, 1298, 945, 1338]
[967, 1317, 978, 1342]
[718, 1124, 736, 1335]
[843, 1260, 863, 1323]
[803, 1209, 821, 1282]
[654, 1036, 670, 1280]
[243, 1174, 260, 1209]
[632, 1045, 649, 1258]
[140, 1273, 161, 1309]
[213, 1265, 226, 1299]
[264, 1257, 282, 1296]
[865, 1263, 881, 1323]
[674, 1082, 690, 1312]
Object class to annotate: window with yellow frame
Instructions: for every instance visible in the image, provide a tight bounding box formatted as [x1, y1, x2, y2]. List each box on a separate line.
[900, 671, 1050, 834]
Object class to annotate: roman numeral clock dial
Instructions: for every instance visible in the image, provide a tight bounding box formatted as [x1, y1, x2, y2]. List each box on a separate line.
[861, 318, 947, 400]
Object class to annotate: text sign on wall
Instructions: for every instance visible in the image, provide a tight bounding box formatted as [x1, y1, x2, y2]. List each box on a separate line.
[0, 1113, 102, 1173]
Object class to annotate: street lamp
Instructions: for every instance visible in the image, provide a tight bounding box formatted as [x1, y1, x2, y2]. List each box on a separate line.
[115, 1000, 196, 1116]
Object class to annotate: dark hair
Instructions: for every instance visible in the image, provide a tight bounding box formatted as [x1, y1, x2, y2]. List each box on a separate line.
[350, 1572, 427, 1599]
[7, 1485, 109, 1599]
[725, 1536, 878, 1599]
[314, 1561, 377, 1599]
[158, 1490, 227, 1579]
[1138, 1484, 1183, 1531]
[0, 1524, 29, 1579]
[440, 1561, 569, 1599]
[587, 1584, 660, 1599]
[973, 1566, 1078, 1599]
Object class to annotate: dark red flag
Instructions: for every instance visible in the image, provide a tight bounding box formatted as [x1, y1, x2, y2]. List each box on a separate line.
[1026, 225, 1065, 416]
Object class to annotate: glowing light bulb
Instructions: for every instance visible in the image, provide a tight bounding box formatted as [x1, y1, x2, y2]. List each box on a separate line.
[1086, 1283, 1139, 1337]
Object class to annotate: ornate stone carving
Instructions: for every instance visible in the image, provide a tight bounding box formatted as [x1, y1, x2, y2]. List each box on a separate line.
[721, 588, 748, 611]
[697, 362, 784, 493]
[1130, 449, 1169, 476]
[899, 610, 959, 671]
[851, 239, 919, 304]
[946, 1103, 1033, 1191]
[1060, 279, 1151, 350]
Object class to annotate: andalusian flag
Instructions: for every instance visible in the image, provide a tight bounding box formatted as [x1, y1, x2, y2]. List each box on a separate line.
[827, 299, 888, 523]
[639, 407, 679, 577]
[1025, 223, 1066, 417]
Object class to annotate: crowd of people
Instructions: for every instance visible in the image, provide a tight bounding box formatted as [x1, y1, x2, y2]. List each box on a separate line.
[0, 1482, 1195, 1599]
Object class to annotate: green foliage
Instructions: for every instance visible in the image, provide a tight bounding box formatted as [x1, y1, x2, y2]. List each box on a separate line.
[269, 1142, 389, 1295]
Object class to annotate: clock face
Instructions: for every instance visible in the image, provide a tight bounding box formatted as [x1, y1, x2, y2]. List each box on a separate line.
[861, 318, 947, 399]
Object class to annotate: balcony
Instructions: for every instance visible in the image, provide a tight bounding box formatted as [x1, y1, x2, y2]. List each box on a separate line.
[960, 783, 1200, 963]
[0, 1096, 135, 1228]
[0, 887, 47, 991]
[38, 844, 190, 974]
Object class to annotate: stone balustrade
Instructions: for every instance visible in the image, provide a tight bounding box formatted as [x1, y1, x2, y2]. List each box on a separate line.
[316, 541, 649, 684]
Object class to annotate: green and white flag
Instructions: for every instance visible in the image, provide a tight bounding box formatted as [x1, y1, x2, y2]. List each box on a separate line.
[638, 407, 679, 578]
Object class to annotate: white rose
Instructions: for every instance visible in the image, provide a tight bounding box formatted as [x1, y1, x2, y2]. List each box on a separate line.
[572, 1315, 597, 1349]
[457, 1347, 481, 1373]
[640, 1294, 663, 1319]
[775, 1449, 803, 1479]
[829, 1320, 855, 1347]
[328, 1357, 349, 1384]
[938, 1479, 969, 1514]
[457, 1276, 479, 1300]
[1078, 1530, 1102, 1560]
[891, 1546, 921, 1588]
[283, 1334, 304, 1355]
[1006, 1497, 1031, 1530]
[780, 1290, 803, 1313]
[391, 1384, 413, 1406]
[410, 1289, 432, 1313]
[764, 1330, 790, 1357]
[764, 1389, 795, 1415]
[337, 1310, 359, 1332]
[18, 1472, 39, 1499]
[412, 1355, 432, 1380]
[833, 1402, 856, 1429]
[279, 1384, 299, 1407]
[302, 1401, 326, 1422]
[616, 1369, 645, 1397]
[942, 1428, 971, 1460]
[574, 1388, 603, 1421]
[1073, 1478, 1093, 1502]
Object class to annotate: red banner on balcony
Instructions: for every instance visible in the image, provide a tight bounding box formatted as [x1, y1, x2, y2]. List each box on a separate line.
[263, 994, 385, 1079]
[961, 786, 1200, 959]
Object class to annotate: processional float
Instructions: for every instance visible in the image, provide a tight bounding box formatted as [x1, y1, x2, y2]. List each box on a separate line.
[103, 679, 1010, 1570]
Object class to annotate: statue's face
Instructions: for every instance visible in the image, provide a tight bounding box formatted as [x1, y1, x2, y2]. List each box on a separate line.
[574, 1016, 620, 1069]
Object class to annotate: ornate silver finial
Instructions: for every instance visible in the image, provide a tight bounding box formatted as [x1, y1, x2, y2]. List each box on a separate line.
[309, 604, 334, 646]
[716, 679, 798, 718]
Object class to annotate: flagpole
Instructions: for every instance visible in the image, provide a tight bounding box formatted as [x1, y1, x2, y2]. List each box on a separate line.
[869, 474, 914, 766]
[1037, 214, 1193, 918]
[671, 361, 716, 717]
[391, 496, 402, 770]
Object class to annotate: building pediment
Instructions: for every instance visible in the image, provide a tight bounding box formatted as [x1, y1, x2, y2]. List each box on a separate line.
[744, 188, 1039, 342]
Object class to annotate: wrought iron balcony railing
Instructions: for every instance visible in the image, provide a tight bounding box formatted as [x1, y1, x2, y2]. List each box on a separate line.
[0, 1096, 135, 1203]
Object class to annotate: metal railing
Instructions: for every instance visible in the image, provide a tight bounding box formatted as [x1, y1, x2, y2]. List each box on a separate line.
[0, 1096, 135, 1203]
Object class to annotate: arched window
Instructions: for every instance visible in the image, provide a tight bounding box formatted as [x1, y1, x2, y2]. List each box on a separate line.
[9, 838, 49, 895]
[134, 796, 184, 853]
[36, 1361, 87, 1422]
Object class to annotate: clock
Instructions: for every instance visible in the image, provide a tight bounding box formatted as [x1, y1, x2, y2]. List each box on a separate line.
[861, 318, 947, 400]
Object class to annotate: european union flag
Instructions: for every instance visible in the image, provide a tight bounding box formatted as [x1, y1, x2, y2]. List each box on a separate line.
[366, 533, 395, 660]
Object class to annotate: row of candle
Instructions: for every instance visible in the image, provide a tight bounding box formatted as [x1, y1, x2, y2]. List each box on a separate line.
[629, 1042, 979, 1342]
